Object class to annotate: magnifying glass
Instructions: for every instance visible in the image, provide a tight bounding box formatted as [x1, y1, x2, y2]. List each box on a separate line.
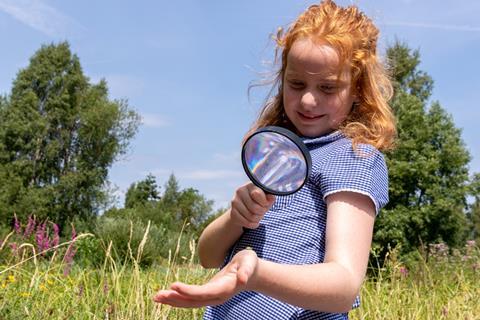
[241, 126, 312, 196]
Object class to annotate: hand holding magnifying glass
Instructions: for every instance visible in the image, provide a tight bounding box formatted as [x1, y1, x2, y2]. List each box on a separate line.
[241, 126, 312, 196]
[230, 126, 311, 230]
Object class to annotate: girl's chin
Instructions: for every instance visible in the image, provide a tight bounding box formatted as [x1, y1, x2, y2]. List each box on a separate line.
[296, 127, 332, 138]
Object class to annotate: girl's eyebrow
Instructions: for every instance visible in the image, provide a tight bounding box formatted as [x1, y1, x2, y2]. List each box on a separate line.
[286, 70, 335, 77]
[285, 71, 345, 83]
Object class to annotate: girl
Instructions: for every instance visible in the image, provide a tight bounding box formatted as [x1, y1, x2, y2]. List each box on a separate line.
[154, 1, 396, 319]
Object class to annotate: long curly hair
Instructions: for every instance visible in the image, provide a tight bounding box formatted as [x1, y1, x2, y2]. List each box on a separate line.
[247, 0, 396, 151]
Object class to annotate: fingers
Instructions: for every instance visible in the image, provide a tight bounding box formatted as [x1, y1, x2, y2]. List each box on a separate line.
[153, 278, 235, 307]
[153, 250, 259, 308]
[235, 249, 258, 287]
[153, 289, 223, 308]
[249, 186, 275, 207]
[236, 266, 249, 285]
[230, 183, 276, 229]
[170, 281, 228, 300]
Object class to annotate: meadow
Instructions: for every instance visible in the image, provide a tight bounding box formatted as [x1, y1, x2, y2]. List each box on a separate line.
[0, 225, 478, 320]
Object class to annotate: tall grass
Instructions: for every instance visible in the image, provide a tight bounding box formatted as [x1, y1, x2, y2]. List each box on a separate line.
[0, 222, 213, 320]
[351, 242, 480, 319]
[1, 223, 478, 320]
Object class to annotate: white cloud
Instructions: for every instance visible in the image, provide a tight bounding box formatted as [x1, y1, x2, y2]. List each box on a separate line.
[383, 21, 480, 32]
[0, 0, 81, 37]
[141, 113, 170, 128]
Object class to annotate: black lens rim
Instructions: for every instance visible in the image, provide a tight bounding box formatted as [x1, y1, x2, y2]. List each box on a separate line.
[241, 126, 312, 196]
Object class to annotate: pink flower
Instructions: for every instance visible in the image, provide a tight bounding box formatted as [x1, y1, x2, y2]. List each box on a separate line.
[63, 225, 78, 276]
[399, 266, 409, 277]
[51, 223, 60, 248]
[466, 240, 476, 248]
[442, 306, 448, 316]
[9, 242, 18, 256]
[13, 214, 22, 235]
[24, 215, 36, 238]
[35, 221, 50, 254]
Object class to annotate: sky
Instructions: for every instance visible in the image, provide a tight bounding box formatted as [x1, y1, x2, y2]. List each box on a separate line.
[0, 0, 479, 210]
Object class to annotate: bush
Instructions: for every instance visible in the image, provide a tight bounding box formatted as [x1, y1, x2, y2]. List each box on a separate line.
[74, 236, 105, 268]
[94, 217, 196, 267]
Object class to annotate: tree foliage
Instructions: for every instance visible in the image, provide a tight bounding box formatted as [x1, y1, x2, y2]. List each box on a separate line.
[107, 173, 214, 232]
[0, 42, 140, 230]
[373, 41, 472, 257]
[124, 174, 160, 209]
[467, 173, 480, 242]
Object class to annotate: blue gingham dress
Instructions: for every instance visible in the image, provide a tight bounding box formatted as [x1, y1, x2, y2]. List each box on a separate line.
[203, 130, 389, 320]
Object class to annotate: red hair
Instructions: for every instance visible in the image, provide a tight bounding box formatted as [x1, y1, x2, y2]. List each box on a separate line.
[248, 0, 396, 151]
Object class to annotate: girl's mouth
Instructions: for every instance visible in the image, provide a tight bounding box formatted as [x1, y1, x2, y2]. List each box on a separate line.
[298, 112, 324, 121]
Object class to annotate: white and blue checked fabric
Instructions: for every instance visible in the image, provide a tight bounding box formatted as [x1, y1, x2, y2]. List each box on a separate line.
[203, 130, 389, 320]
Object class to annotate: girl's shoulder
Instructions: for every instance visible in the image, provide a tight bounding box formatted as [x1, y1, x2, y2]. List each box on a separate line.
[304, 131, 383, 168]
[304, 132, 389, 214]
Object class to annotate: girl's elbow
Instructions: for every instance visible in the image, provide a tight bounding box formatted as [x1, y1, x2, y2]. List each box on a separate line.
[322, 292, 358, 313]
[326, 279, 362, 313]
[197, 248, 223, 269]
[199, 257, 221, 269]
[337, 293, 359, 313]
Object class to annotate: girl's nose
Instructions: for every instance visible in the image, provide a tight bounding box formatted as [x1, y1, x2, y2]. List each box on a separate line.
[300, 91, 317, 110]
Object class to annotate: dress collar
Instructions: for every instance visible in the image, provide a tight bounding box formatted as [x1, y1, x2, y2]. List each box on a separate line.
[301, 130, 345, 146]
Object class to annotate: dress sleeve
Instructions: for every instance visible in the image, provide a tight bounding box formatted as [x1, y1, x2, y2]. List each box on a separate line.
[314, 143, 389, 215]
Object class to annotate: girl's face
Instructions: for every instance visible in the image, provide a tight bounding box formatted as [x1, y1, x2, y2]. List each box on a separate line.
[283, 37, 356, 138]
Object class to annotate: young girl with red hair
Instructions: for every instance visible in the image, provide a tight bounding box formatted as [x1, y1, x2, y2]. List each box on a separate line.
[154, 1, 396, 319]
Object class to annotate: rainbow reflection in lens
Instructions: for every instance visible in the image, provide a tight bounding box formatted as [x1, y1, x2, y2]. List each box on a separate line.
[243, 131, 307, 194]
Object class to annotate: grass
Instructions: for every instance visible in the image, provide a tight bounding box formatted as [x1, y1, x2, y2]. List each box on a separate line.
[1, 226, 478, 320]
[351, 245, 480, 319]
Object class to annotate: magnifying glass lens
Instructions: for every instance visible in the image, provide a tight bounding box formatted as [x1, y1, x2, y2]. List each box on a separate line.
[243, 129, 309, 195]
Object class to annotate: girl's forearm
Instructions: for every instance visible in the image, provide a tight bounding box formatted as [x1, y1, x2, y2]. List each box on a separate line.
[251, 259, 363, 313]
[197, 209, 244, 268]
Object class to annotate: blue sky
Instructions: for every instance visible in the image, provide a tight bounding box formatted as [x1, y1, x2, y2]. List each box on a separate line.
[0, 0, 479, 209]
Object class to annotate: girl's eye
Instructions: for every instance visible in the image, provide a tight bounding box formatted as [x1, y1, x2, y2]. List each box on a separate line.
[287, 81, 304, 90]
[320, 85, 338, 93]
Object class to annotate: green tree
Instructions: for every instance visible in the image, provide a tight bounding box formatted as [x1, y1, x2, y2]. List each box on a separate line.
[176, 187, 214, 228]
[161, 173, 181, 210]
[0, 42, 140, 230]
[467, 173, 480, 241]
[373, 41, 471, 257]
[124, 174, 160, 209]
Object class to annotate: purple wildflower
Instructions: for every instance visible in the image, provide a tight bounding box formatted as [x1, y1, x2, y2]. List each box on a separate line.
[71, 225, 77, 241]
[466, 240, 476, 248]
[35, 221, 50, 254]
[63, 225, 78, 276]
[429, 242, 449, 259]
[51, 223, 60, 248]
[399, 266, 409, 277]
[13, 214, 22, 235]
[9, 242, 18, 256]
[24, 215, 36, 238]
[442, 306, 448, 316]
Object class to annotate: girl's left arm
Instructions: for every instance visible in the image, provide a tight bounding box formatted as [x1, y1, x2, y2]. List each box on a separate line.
[252, 191, 375, 312]
[154, 191, 375, 313]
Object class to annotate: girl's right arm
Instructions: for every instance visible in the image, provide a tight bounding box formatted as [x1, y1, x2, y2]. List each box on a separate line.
[197, 182, 275, 268]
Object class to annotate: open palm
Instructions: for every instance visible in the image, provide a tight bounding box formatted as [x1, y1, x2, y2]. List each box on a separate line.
[153, 249, 258, 308]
